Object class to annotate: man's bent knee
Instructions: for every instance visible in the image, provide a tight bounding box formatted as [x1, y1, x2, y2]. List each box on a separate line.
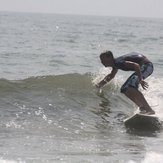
[121, 86, 135, 95]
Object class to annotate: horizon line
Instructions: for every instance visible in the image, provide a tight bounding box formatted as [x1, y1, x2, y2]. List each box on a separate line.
[0, 10, 163, 20]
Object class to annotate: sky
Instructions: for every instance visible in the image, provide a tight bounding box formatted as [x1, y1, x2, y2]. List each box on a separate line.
[0, 0, 163, 18]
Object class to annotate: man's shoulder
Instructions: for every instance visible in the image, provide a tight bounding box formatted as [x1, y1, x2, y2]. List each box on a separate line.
[116, 52, 141, 58]
[126, 52, 142, 56]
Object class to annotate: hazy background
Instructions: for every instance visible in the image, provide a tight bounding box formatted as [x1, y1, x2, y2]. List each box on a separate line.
[0, 0, 163, 18]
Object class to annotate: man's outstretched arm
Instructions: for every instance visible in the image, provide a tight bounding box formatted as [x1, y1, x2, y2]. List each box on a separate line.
[96, 68, 118, 88]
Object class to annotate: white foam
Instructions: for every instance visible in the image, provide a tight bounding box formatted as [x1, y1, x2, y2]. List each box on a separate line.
[92, 67, 111, 85]
[142, 152, 163, 163]
[0, 159, 19, 163]
[144, 77, 163, 120]
[128, 151, 163, 163]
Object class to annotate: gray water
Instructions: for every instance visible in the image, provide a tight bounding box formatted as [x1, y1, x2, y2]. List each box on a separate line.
[0, 12, 163, 163]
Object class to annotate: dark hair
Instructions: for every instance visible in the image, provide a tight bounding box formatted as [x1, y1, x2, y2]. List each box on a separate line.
[100, 51, 114, 60]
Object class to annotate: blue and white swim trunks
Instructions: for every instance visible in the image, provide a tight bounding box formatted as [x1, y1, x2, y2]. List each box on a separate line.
[120, 63, 154, 93]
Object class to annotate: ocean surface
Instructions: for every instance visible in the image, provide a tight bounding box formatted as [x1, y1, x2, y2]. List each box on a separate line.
[0, 12, 163, 163]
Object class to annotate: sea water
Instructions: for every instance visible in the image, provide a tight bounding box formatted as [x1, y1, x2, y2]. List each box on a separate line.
[0, 12, 163, 163]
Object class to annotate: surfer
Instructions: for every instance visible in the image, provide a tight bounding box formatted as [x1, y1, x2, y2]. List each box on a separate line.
[97, 51, 155, 115]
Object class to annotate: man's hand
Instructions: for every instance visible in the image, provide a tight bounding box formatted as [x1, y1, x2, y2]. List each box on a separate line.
[95, 69, 118, 89]
[96, 80, 107, 88]
[140, 80, 149, 90]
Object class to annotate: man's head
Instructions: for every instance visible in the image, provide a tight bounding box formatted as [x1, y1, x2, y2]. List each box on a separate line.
[100, 51, 114, 67]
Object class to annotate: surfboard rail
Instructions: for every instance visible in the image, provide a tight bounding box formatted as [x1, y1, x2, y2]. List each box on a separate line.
[124, 112, 162, 130]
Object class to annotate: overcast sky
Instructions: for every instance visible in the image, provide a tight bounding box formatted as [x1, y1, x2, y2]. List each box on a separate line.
[0, 0, 163, 18]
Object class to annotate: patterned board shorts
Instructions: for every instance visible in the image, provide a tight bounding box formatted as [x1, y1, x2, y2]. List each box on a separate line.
[121, 63, 154, 93]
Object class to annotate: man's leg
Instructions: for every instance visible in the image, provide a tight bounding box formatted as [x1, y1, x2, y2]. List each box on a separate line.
[124, 87, 155, 114]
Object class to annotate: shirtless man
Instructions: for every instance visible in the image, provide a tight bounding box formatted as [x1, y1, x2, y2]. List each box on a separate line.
[97, 51, 155, 115]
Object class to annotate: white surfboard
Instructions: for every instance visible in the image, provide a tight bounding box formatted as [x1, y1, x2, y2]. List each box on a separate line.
[124, 111, 162, 130]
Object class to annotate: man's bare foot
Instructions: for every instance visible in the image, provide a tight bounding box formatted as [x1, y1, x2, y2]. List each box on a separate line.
[146, 110, 155, 115]
[139, 109, 155, 115]
[139, 107, 155, 114]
